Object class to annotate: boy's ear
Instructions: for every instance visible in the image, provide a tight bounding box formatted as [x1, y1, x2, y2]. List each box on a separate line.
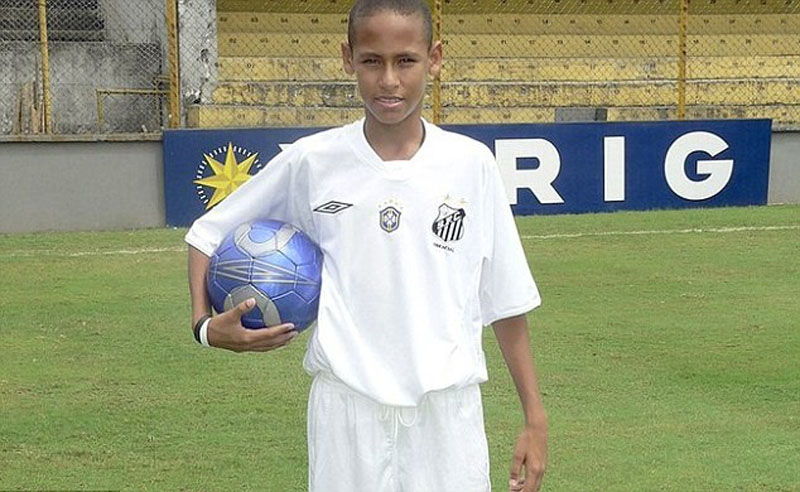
[428, 40, 443, 77]
[342, 42, 355, 75]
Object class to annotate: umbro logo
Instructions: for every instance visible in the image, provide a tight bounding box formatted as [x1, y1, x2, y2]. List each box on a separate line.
[313, 200, 353, 214]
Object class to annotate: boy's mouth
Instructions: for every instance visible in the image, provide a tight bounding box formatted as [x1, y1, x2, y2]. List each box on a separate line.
[376, 96, 403, 108]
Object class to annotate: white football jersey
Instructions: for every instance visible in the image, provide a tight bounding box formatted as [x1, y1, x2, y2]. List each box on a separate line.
[185, 118, 541, 406]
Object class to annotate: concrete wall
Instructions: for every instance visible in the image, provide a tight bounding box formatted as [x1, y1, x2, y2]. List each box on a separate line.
[769, 131, 800, 205]
[0, 42, 165, 135]
[0, 132, 797, 234]
[0, 1, 166, 135]
[178, 0, 218, 110]
[0, 0, 219, 134]
[103, 0, 165, 45]
[0, 139, 164, 233]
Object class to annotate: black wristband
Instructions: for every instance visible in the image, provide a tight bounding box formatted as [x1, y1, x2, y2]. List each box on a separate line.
[193, 314, 211, 344]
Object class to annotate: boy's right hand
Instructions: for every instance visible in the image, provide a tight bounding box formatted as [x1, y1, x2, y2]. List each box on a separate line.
[204, 298, 298, 352]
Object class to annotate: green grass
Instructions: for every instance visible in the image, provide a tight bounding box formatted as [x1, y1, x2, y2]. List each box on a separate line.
[1, 205, 798, 491]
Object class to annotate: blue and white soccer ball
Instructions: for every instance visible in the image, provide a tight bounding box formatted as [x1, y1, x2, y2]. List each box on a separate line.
[207, 219, 323, 331]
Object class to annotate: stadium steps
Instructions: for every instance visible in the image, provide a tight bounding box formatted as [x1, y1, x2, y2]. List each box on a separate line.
[443, 14, 800, 35]
[217, 12, 349, 34]
[218, 32, 800, 58]
[185, 103, 800, 128]
[608, 104, 800, 127]
[185, 104, 555, 127]
[209, 79, 800, 108]
[217, 0, 796, 15]
[187, 105, 364, 127]
[446, 56, 800, 81]
[206, 3, 800, 128]
[435, 0, 799, 14]
[217, 0, 350, 13]
[216, 55, 800, 82]
[443, 79, 800, 107]
[218, 12, 800, 35]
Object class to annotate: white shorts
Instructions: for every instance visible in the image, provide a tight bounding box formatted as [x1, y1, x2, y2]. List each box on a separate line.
[307, 373, 491, 492]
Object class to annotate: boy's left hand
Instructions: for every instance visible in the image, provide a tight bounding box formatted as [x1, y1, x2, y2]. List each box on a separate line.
[509, 424, 547, 492]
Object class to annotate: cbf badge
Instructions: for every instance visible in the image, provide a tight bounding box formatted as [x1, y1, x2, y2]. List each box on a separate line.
[379, 200, 402, 233]
[194, 142, 264, 210]
[432, 200, 466, 242]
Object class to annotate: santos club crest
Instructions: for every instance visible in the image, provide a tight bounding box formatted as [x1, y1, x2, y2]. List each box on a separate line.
[432, 203, 466, 242]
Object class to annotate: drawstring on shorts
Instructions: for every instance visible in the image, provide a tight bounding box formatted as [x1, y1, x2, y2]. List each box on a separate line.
[379, 405, 419, 443]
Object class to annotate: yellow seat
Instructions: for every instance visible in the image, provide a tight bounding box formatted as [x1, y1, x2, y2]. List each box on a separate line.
[218, 12, 348, 34]
[200, 5, 800, 130]
[217, 0, 350, 13]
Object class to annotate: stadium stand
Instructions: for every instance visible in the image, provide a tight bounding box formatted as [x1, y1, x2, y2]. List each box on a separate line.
[185, 0, 800, 128]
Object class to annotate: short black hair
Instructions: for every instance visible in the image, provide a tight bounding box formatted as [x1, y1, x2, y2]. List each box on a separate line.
[347, 0, 434, 48]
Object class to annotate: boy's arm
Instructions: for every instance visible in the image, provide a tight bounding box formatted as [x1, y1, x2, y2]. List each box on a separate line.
[188, 245, 213, 325]
[493, 313, 548, 492]
[188, 245, 297, 352]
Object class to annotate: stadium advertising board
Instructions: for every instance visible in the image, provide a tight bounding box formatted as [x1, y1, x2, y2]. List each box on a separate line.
[163, 119, 771, 226]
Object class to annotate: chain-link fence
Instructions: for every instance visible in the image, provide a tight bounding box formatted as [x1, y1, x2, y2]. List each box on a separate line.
[181, 0, 800, 130]
[2, 0, 800, 136]
[438, 0, 687, 124]
[682, 0, 800, 125]
[0, 0, 167, 136]
[180, 0, 357, 129]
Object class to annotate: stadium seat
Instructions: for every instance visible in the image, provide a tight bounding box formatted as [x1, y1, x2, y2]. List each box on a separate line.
[187, 2, 800, 129]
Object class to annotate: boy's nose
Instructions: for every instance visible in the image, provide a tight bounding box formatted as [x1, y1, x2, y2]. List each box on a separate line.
[379, 66, 400, 89]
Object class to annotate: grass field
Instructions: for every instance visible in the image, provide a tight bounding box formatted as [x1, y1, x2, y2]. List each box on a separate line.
[1, 205, 798, 491]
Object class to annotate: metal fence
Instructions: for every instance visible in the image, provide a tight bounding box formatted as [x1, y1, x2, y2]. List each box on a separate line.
[2, 0, 800, 137]
[0, 0, 168, 136]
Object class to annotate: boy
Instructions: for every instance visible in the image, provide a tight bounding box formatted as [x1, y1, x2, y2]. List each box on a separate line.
[185, 0, 547, 490]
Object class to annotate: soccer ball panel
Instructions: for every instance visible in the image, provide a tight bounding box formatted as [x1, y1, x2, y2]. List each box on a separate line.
[207, 219, 322, 332]
[273, 291, 320, 332]
[295, 262, 323, 302]
[281, 231, 320, 266]
[234, 220, 297, 258]
[224, 284, 281, 328]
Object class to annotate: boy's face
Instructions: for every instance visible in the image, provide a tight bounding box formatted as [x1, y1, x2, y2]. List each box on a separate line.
[342, 10, 442, 130]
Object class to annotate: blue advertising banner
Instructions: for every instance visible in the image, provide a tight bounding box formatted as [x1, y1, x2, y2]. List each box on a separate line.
[163, 119, 771, 226]
[163, 127, 323, 227]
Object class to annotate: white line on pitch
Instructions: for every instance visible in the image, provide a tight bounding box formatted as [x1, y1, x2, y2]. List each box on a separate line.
[521, 225, 800, 240]
[0, 246, 186, 259]
[1, 225, 798, 257]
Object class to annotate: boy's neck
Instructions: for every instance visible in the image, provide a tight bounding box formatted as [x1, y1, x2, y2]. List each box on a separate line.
[363, 115, 425, 161]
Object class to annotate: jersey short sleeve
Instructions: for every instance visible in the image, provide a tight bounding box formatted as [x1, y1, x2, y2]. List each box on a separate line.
[184, 143, 314, 256]
[478, 156, 541, 326]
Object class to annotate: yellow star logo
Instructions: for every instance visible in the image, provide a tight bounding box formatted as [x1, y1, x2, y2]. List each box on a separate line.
[194, 142, 258, 210]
